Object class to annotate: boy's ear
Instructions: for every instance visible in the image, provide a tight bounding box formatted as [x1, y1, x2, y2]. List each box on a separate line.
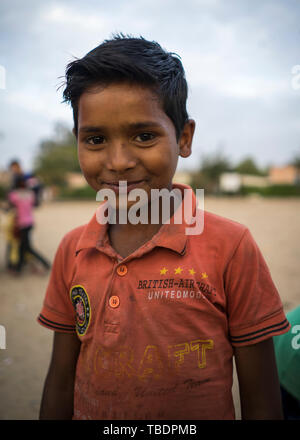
[178, 119, 195, 158]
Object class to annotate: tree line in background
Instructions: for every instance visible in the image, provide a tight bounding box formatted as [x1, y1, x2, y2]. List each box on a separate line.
[34, 122, 80, 187]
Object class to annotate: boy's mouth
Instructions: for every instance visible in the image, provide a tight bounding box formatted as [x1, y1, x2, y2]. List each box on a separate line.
[101, 180, 146, 193]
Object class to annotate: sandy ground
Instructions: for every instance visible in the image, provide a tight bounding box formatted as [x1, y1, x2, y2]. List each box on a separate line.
[0, 197, 299, 420]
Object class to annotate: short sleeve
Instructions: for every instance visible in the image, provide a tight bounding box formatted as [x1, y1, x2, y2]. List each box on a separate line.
[37, 236, 76, 333]
[225, 228, 290, 346]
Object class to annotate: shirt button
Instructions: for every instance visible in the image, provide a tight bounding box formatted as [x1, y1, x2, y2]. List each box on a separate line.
[117, 264, 127, 276]
[109, 295, 120, 308]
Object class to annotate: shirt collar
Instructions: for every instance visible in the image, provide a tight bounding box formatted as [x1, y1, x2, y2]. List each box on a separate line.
[75, 183, 197, 259]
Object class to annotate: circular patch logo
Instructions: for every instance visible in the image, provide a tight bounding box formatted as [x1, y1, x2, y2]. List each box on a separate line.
[70, 285, 91, 336]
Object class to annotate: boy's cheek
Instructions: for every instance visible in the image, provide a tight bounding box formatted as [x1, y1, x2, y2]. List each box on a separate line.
[80, 170, 98, 190]
[78, 155, 102, 189]
[150, 154, 179, 180]
[78, 149, 96, 172]
[146, 144, 179, 171]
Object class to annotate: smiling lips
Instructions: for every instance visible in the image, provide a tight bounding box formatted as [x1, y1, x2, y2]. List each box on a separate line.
[102, 180, 146, 193]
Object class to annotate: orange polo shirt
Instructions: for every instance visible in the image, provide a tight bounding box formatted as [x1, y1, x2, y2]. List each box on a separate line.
[37, 184, 290, 420]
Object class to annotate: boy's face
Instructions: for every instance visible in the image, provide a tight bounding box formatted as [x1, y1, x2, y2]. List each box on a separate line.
[10, 163, 22, 174]
[76, 83, 195, 206]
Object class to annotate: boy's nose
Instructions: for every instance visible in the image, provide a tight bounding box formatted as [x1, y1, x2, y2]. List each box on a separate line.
[106, 142, 137, 173]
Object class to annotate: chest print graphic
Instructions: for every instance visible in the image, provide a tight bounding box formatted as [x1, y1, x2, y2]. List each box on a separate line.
[137, 267, 217, 301]
[70, 285, 91, 335]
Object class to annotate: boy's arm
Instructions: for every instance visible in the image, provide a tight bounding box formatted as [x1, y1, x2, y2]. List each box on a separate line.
[234, 338, 283, 420]
[39, 331, 81, 420]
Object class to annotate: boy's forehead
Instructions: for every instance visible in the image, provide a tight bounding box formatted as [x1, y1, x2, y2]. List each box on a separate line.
[77, 83, 167, 128]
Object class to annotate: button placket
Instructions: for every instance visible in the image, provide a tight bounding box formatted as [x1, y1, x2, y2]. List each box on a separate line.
[107, 264, 127, 311]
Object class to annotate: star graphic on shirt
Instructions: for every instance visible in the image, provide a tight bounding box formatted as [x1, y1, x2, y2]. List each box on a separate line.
[201, 272, 208, 279]
[160, 267, 168, 275]
[189, 268, 196, 275]
[174, 267, 183, 274]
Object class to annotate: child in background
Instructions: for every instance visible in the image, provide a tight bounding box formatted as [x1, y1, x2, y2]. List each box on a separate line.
[8, 175, 50, 273]
[38, 35, 290, 420]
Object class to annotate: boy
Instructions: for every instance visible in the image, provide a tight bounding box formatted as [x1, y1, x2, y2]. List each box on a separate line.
[38, 35, 290, 420]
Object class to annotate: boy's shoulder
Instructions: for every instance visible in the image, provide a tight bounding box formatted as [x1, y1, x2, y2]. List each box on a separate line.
[58, 212, 101, 255]
[202, 209, 247, 236]
[59, 222, 92, 254]
[190, 209, 250, 256]
[61, 223, 87, 245]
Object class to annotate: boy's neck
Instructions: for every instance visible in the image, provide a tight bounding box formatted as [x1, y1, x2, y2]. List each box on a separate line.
[107, 196, 178, 258]
[105, 189, 180, 258]
[108, 221, 163, 259]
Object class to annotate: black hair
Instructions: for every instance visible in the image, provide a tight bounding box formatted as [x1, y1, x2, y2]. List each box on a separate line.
[62, 34, 189, 140]
[9, 159, 20, 167]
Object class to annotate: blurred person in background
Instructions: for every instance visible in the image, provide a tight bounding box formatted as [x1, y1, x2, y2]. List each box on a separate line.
[9, 159, 43, 206]
[3, 159, 44, 271]
[273, 305, 300, 420]
[2, 159, 25, 270]
[8, 175, 50, 274]
[9, 159, 24, 189]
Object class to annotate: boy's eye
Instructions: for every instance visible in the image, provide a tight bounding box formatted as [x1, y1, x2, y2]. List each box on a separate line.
[86, 135, 105, 145]
[135, 133, 155, 142]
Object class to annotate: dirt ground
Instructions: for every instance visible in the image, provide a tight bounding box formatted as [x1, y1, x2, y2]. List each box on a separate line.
[0, 197, 299, 420]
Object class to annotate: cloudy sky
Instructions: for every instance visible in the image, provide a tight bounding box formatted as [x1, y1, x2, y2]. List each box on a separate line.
[0, 0, 300, 173]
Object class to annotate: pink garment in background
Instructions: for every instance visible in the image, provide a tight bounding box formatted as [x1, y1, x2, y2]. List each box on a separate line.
[9, 189, 35, 228]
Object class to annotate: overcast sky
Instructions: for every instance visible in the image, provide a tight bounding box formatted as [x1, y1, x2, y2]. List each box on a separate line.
[0, 0, 300, 174]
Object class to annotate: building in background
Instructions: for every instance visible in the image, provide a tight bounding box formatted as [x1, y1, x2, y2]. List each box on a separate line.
[66, 172, 86, 189]
[269, 165, 299, 185]
[219, 173, 242, 193]
[240, 174, 269, 188]
[219, 172, 269, 193]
